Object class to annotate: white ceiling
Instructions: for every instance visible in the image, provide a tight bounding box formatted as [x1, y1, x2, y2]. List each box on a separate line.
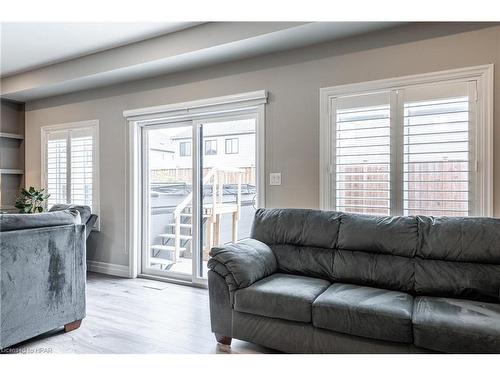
[1, 22, 405, 101]
[0, 22, 201, 76]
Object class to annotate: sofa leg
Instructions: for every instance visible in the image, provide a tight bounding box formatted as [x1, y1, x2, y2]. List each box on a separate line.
[64, 319, 82, 333]
[215, 333, 232, 345]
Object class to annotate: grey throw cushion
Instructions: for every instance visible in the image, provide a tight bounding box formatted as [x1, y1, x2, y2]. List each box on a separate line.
[49, 204, 92, 224]
[234, 273, 330, 322]
[312, 283, 414, 343]
[0, 210, 81, 232]
[413, 296, 500, 353]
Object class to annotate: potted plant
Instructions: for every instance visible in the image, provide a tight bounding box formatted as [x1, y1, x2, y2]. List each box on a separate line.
[14, 187, 51, 213]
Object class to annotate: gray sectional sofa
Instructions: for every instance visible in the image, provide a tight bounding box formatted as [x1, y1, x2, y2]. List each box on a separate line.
[207, 208, 500, 353]
[0, 209, 88, 350]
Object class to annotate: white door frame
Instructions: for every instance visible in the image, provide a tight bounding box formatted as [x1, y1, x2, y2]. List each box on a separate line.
[125, 91, 267, 283]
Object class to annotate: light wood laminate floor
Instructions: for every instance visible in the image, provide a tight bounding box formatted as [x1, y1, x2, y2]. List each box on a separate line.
[9, 272, 275, 354]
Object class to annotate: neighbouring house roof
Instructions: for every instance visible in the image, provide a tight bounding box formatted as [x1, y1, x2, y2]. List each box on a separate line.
[149, 132, 176, 152]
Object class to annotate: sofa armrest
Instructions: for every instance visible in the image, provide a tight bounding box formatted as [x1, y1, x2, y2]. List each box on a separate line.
[208, 238, 277, 292]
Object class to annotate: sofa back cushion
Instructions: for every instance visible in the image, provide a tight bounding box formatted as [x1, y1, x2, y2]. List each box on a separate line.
[0, 210, 81, 232]
[415, 216, 500, 302]
[337, 214, 418, 257]
[251, 208, 341, 279]
[335, 213, 418, 293]
[333, 250, 415, 293]
[252, 208, 342, 248]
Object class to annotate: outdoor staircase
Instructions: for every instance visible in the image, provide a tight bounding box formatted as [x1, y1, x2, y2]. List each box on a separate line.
[150, 167, 243, 270]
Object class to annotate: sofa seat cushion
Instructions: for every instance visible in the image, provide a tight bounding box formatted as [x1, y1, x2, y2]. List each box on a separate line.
[413, 296, 500, 353]
[234, 273, 330, 323]
[312, 283, 414, 343]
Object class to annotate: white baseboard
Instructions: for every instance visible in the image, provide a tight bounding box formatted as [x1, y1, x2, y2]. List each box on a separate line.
[86, 260, 130, 278]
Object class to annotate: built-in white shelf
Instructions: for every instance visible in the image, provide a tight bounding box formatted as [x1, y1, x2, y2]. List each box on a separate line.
[0, 132, 24, 140]
[0, 169, 24, 175]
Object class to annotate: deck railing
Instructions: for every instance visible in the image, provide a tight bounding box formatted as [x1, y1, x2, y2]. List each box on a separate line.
[172, 166, 244, 255]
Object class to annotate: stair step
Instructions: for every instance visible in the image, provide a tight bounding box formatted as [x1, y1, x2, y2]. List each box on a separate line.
[150, 258, 175, 266]
[166, 223, 192, 228]
[151, 245, 186, 252]
[158, 234, 193, 240]
[180, 213, 211, 218]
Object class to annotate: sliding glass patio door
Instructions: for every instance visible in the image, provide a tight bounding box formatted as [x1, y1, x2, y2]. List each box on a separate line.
[142, 122, 195, 281]
[196, 116, 258, 279]
[141, 114, 259, 284]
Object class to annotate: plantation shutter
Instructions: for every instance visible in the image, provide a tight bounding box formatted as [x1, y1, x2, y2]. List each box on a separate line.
[70, 128, 94, 207]
[334, 91, 392, 215]
[402, 81, 473, 216]
[331, 81, 476, 217]
[46, 131, 68, 208]
[44, 126, 96, 211]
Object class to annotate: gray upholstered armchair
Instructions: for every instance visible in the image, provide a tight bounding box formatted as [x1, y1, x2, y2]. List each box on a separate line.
[0, 209, 87, 350]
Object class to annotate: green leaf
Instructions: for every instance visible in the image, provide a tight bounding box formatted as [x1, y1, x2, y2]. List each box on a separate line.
[15, 186, 50, 214]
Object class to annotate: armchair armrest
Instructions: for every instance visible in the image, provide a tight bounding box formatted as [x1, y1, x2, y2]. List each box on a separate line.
[208, 238, 277, 291]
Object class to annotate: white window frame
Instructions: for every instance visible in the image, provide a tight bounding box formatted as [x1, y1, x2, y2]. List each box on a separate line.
[225, 138, 239, 154]
[179, 141, 191, 157]
[41, 120, 100, 228]
[124, 90, 267, 280]
[320, 65, 494, 217]
[204, 139, 218, 155]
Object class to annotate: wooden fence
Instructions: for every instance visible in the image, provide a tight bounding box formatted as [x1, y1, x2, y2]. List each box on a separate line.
[151, 167, 255, 185]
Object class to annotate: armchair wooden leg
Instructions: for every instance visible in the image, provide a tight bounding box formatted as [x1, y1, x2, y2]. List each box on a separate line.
[64, 319, 82, 333]
[215, 333, 232, 345]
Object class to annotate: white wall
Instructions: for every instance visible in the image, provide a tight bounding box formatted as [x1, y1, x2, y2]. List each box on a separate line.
[24, 23, 500, 267]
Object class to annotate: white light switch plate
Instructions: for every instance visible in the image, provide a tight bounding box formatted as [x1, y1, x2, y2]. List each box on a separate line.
[269, 172, 282, 186]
